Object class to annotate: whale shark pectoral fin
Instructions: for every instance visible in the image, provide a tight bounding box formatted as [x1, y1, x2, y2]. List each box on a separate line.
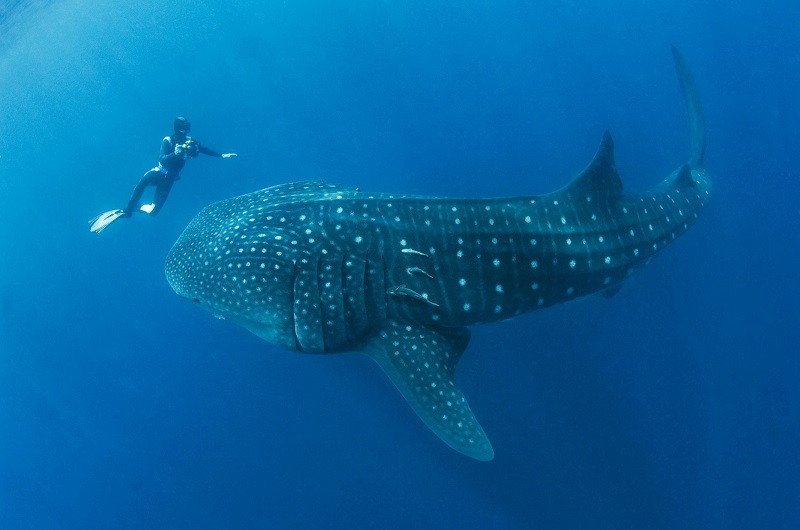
[364, 320, 494, 461]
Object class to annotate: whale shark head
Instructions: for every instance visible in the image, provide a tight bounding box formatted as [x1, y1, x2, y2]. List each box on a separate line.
[166, 181, 361, 351]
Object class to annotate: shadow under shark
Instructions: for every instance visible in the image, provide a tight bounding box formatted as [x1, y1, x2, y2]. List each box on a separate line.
[165, 48, 710, 461]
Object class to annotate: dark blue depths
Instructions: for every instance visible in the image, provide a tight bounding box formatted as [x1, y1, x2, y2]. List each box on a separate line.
[0, 0, 798, 528]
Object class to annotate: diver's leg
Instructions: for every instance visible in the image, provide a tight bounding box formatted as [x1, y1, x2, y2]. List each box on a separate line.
[147, 178, 175, 216]
[123, 170, 161, 217]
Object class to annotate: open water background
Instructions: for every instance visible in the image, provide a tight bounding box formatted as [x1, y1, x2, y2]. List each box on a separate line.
[1, 1, 798, 528]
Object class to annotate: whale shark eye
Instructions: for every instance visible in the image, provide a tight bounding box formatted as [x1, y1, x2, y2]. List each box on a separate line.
[191, 298, 201, 304]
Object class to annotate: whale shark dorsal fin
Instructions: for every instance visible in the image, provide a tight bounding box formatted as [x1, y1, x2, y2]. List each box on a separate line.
[558, 131, 623, 204]
[675, 164, 696, 188]
[365, 321, 494, 461]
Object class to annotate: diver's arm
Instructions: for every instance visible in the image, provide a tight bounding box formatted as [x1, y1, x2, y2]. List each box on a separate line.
[198, 144, 222, 157]
[199, 143, 237, 158]
[159, 137, 183, 165]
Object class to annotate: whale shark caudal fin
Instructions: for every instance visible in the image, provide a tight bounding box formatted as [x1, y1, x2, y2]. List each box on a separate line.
[672, 46, 706, 168]
[365, 320, 495, 461]
[88, 209, 125, 233]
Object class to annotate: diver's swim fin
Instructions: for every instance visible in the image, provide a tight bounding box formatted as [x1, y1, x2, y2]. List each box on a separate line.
[89, 209, 125, 233]
[140, 203, 155, 214]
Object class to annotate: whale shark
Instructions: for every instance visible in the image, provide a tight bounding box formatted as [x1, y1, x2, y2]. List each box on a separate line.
[165, 48, 710, 461]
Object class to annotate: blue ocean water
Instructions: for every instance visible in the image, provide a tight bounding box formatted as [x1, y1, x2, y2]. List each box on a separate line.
[1, 0, 798, 528]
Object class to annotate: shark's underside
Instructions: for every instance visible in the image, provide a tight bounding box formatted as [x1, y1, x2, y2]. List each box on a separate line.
[165, 49, 711, 460]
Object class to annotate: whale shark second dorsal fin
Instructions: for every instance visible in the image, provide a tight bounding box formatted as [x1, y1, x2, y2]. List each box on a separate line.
[557, 131, 623, 205]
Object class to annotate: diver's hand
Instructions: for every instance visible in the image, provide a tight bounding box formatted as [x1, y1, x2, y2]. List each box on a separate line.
[221, 153, 237, 158]
[174, 144, 187, 158]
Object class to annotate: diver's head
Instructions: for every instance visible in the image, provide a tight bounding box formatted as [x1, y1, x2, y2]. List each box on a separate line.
[173, 117, 191, 139]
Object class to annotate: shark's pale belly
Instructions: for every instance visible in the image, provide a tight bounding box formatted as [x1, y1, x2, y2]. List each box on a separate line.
[165, 49, 711, 461]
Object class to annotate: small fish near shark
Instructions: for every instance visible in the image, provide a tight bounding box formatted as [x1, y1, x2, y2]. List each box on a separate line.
[165, 48, 711, 461]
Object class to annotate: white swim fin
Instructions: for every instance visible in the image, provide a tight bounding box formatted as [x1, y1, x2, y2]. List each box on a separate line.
[140, 203, 155, 214]
[89, 209, 125, 233]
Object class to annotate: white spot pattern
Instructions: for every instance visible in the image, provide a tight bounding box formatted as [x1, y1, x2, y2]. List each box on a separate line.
[164, 147, 711, 462]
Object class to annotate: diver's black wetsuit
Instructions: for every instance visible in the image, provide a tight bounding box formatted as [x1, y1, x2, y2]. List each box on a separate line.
[124, 134, 221, 216]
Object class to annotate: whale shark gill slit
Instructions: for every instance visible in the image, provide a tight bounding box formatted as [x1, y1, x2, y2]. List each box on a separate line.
[164, 50, 710, 460]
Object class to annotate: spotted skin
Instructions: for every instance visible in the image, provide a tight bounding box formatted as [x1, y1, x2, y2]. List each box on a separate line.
[165, 49, 710, 461]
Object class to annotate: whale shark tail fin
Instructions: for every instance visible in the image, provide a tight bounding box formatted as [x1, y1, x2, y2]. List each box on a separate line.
[672, 46, 706, 168]
[89, 209, 125, 233]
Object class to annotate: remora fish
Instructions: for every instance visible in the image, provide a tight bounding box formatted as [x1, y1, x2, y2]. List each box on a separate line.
[165, 49, 710, 461]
